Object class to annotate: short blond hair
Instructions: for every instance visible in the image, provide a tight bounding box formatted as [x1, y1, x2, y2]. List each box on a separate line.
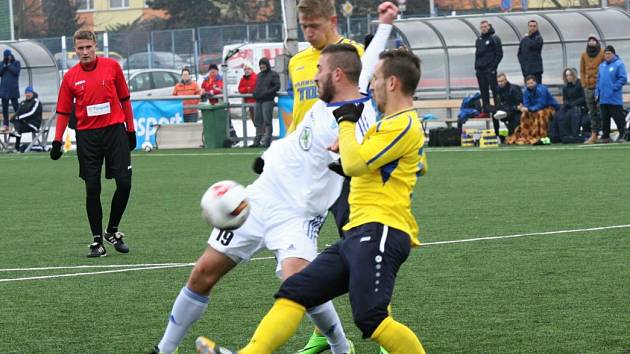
[298, 0, 336, 19]
[73, 30, 97, 44]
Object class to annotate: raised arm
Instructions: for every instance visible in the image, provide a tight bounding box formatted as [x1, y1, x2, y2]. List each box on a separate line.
[358, 2, 398, 94]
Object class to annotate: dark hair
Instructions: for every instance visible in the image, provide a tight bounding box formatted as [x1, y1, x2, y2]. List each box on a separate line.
[525, 74, 537, 83]
[208, 63, 219, 71]
[528, 19, 537, 25]
[181, 67, 190, 75]
[378, 48, 421, 96]
[605, 45, 616, 54]
[321, 44, 362, 84]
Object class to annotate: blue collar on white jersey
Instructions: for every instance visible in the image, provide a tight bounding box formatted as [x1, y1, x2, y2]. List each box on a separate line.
[326, 93, 371, 107]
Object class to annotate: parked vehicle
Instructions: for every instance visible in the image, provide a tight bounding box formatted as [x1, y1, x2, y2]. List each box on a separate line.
[127, 69, 183, 99]
[122, 52, 190, 70]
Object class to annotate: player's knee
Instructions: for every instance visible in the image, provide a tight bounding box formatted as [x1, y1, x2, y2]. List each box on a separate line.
[353, 309, 388, 338]
[188, 263, 219, 295]
[115, 175, 132, 192]
[84, 178, 101, 197]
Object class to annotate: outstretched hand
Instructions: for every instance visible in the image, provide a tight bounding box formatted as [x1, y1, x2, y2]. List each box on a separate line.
[378, 2, 399, 25]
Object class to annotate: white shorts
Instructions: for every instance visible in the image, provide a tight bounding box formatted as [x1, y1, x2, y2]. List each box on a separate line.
[207, 187, 326, 277]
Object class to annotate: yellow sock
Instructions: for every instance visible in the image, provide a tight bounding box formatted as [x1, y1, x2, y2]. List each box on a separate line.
[240, 298, 306, 354]
[371, 316, 426, 354]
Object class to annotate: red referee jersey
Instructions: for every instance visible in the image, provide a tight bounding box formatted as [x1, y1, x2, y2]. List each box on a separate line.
[55, 57, 134, 140]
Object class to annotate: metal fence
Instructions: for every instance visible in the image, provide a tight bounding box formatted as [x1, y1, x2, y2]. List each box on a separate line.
[32, 14, 385, 80]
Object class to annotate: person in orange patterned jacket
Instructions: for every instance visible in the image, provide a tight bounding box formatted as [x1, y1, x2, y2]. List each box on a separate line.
[172, 67, 201, 123]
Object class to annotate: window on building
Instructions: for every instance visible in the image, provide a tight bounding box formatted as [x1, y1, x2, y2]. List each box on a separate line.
[77, 0, 94, 11]
[109, 0, 130, 9]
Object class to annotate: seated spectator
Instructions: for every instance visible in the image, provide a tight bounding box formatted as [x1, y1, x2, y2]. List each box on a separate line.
[172, 67, 201, 123]
[507, 75, 559, 144]
[238, 64, 257, 135]
[9, 86, 42, 151]
[549, 68, 588, 143]
[493, 73, 523, 139]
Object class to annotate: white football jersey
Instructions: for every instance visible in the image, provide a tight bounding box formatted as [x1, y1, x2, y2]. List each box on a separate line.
[247, 23, 392, 217]
[251, 96, 378, 217]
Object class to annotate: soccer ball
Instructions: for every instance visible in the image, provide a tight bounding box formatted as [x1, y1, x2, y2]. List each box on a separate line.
[200, 180, 249, 230]
[142, 142, 153, 152]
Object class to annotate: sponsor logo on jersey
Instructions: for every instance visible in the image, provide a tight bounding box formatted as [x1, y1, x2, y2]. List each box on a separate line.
[75, 80, 86, 86]
[299, 127, 313, 151]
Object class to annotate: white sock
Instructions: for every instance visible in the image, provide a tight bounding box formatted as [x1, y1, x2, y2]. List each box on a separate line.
[306, 301, 350, 354]
[158, 287, 209, 353]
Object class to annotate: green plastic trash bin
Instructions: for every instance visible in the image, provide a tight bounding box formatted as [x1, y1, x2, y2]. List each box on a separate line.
[200, 103, 229, 148]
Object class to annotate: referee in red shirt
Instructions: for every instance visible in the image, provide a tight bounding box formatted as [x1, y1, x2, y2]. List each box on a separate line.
[51, 30, 136, 258]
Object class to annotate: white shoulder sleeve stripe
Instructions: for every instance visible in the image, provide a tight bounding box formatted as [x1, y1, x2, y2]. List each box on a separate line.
[18, 98, 40, 120]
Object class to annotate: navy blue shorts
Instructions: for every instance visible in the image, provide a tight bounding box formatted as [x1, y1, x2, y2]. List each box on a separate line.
[276, 222, 411, 338]
[328, 177, 351, 237]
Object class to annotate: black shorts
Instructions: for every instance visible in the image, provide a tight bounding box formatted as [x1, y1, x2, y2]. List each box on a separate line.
[76, 123, 131, 181]
[276, 222, 411, 338]
[329, 177, 351, 237]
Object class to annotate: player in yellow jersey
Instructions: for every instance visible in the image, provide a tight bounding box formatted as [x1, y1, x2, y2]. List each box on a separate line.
[195, 48, 427, 354]
[287, 0, 364, 134]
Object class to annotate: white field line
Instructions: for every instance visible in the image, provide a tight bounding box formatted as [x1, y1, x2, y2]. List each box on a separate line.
[0, 257, 275, 276]
[0, 263, 194, 272]
[0, 264, 191, 283]
[0, 225, 627, 283]
[420, 224, 630, 246]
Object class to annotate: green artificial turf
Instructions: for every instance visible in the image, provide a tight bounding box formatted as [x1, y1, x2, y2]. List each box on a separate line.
[1, 144, 628, 354]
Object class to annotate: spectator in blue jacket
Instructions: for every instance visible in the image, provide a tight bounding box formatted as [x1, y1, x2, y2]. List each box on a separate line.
[520, 75, 559, 113]
[508, 75, 558, 144]
[596, 45, 627, 143]
[1, 49, 21, 131]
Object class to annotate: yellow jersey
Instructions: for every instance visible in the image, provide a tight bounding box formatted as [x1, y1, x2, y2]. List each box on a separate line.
[343, 108, 427, 246]
[287, 37, 364, 133]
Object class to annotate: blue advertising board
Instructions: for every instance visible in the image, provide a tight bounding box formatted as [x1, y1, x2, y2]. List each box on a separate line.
[132, 100, 183, 149]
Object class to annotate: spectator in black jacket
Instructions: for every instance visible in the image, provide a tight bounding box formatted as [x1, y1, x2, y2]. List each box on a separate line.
[475, 20, 503, 116]
[493, 73, 522, 138]
[561, 68, 586, 111]
[252, 57, 280, 147]
[9, 86, 42, 151]
[517, 20, 544, 84]
[549, 68, 588, 143]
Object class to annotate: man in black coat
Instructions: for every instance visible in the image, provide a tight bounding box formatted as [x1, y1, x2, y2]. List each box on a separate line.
[493, 73, 522, 139]
[9, 86, 42, 151]
[517, 20, 544, 84]
[475, 20, 503, 116]
[252, 57, 280, 147]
